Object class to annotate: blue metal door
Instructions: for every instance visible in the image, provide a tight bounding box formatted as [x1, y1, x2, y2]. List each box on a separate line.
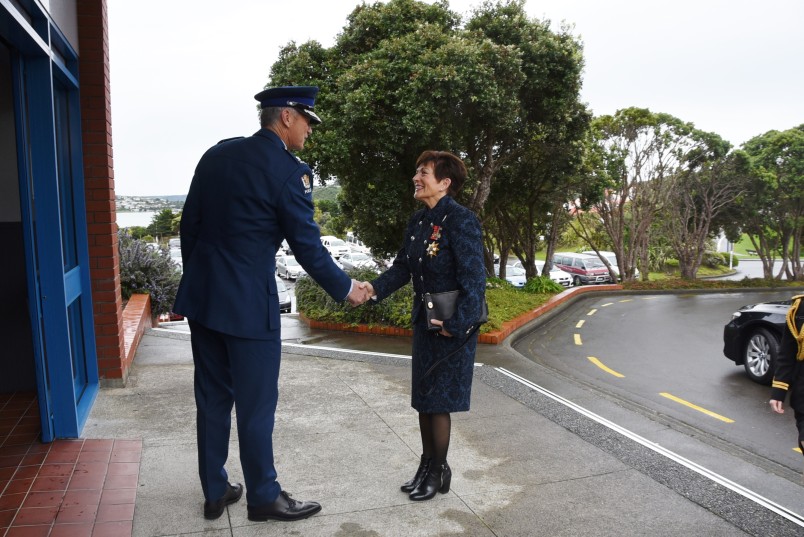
[4, 6, 100, 440]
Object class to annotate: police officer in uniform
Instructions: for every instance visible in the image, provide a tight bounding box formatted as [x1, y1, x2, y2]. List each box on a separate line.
[770, 294, 804, 468]
[173, 86, 370, 522]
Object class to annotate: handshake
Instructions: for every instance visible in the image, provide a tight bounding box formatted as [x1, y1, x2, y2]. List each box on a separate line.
[347, 279, 375, 307]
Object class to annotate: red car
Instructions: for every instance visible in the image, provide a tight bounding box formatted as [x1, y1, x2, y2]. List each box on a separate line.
[552, 252, 612, 286]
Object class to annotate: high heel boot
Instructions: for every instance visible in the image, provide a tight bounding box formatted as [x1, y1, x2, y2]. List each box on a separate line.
[409, 461, 451, 501]
[401, 455, 431, 493]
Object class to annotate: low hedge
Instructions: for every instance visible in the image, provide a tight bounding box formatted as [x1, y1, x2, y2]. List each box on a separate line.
[295, 268, 557, 334]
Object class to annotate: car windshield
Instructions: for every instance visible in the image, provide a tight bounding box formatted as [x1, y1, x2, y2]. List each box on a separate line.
[350, 253, 369, 261]
[274, 277, 287, 292]
[285, 256, 300, 266]
[583, 259, 604, 268]
[330, 239, 346, 247]
[507, 266, 526, 276]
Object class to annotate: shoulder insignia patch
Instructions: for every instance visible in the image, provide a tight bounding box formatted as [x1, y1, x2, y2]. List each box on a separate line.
[301, 174, 312, 194]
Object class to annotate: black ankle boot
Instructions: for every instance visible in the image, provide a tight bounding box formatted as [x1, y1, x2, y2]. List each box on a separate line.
[409, 461, 451, 501]
[401, 455, 431, 492]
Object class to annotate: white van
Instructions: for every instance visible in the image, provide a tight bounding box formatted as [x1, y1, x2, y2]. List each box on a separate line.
[345, 232, 370, 254]
[320, 236, 350, 258]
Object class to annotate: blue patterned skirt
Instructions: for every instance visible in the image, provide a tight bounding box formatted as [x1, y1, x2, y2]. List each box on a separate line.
[410, 315, 477, 413]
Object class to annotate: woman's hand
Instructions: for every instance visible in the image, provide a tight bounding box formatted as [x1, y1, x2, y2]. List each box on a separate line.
[429, 319, 453, 337]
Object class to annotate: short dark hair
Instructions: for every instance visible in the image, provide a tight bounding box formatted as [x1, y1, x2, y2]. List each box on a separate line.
[415, 150, 467, 196]
[259, 106, 284, 128]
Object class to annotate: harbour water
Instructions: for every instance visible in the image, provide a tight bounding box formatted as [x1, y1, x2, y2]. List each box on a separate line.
[116, 211, 156, 228]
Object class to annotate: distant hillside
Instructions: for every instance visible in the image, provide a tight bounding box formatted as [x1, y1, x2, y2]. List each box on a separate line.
[152, 195, 186, 202]
[313, 185, 341, 202]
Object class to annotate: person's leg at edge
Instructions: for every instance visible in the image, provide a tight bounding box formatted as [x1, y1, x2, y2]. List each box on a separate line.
[226, 333, 283, 507]
[410, 412, 452, 500]
[189, 320, 234, 502]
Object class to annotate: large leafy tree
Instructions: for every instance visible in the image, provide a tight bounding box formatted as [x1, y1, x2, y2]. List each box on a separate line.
[735, 126, 804, 279]
[663, 148, 749, 279]
[570, 108, 717, 281]
[268, 0, 587, 260]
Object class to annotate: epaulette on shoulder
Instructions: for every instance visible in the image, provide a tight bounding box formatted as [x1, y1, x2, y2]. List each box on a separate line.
[217, 136, 245, 145]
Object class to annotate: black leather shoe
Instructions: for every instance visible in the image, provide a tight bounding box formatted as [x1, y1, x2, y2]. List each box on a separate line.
[410, 462, 451, 501]
[204, 482, 243, 519]
[247, 490, 322, 522]
[401, 455, 431, 493]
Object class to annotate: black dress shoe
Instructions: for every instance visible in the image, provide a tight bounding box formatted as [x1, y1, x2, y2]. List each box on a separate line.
[247, 490, 322, 522]
[401, 455, 431, 493]
[204, 482, 244, 520]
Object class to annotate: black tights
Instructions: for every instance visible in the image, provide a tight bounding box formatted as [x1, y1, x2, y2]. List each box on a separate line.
[419, 412, 451, 465]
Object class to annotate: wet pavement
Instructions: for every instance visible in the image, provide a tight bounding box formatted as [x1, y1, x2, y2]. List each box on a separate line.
[84, 308, 804, 536]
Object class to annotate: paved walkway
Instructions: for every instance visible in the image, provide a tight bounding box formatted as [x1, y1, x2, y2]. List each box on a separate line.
[82, 315, 804, 537]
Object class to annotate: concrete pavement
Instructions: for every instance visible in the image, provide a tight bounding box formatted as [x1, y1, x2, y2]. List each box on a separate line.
[83, 313, 804, 536]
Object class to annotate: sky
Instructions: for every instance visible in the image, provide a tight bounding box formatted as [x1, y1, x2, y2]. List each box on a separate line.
[106, 0, 804, 196]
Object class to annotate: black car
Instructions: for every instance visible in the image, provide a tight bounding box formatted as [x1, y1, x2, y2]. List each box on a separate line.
[723, 300, 790, 384]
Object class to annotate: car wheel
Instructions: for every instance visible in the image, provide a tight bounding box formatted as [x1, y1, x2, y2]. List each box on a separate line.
[742, 327, 778, 385]
[573, 275, 582, 286]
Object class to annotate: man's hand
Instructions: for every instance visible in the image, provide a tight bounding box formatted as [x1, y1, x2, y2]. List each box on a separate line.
[347, 280, 373, 306]
[770, 399, 785, 414]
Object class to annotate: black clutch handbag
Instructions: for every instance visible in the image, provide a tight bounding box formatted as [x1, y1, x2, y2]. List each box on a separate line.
[423, 291, 488, 332]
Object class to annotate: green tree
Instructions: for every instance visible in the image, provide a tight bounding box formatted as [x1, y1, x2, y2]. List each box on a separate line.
[571, 108, 718, 281]
[663, 148, 748, 279]
[267, 0, 587, 260]
[736, 126, 804, 279]
[147, 208, 177, 238]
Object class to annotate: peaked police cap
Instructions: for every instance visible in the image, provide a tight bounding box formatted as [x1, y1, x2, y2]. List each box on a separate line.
[254, 86, 322, 124]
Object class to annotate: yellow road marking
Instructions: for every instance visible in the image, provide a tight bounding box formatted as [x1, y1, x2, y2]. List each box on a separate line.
[574, 334, 582, 346]
[576, 320, 585, 328]
[642, 297, 658, 300]
[795, 447, 802, 454]
[588, 357, 625, 378]
[619, 299, 633, 303]
[587, 309, 597, 316]
[659, 393, 735, 423]
[601, 302, 614, 307]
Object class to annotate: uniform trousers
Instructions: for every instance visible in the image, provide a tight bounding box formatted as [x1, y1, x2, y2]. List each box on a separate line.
[189, 320, 282, 507]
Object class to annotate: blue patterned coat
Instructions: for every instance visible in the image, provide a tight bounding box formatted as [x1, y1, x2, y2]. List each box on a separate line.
[371, 195, 486, 413]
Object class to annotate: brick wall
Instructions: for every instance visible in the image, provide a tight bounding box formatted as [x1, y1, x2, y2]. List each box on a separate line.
[77, 0, 127, 383]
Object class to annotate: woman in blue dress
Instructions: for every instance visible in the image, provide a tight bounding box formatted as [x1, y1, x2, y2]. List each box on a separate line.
[367, 150, 486, 501]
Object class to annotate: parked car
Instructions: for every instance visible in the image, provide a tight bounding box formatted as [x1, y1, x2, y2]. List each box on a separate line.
[320, 235, 350, 258]
[723, 300, 790, 384]
[340, 251, 379, 272]
[494, 265, 527, 288]
[168, 237, 181, 249]
[511, 260, 573, 288]
[275, 275, 291, 313]
[581, 250, 640, 280]
[345, 232, 370, 254]
[276, 254, 307, 280]
[169, 248, 183, 272]
[552, 253, 612, 286]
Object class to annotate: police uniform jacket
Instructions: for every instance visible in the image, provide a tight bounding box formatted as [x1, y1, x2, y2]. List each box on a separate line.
[173, 128, 350, 340]
[371, 195, 486, 412]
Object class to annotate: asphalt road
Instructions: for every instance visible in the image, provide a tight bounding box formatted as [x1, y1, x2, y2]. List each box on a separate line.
[514, 289, 804, 474]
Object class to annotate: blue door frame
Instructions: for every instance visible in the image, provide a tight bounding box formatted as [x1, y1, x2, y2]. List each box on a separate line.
[3, 1, 100, 441]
